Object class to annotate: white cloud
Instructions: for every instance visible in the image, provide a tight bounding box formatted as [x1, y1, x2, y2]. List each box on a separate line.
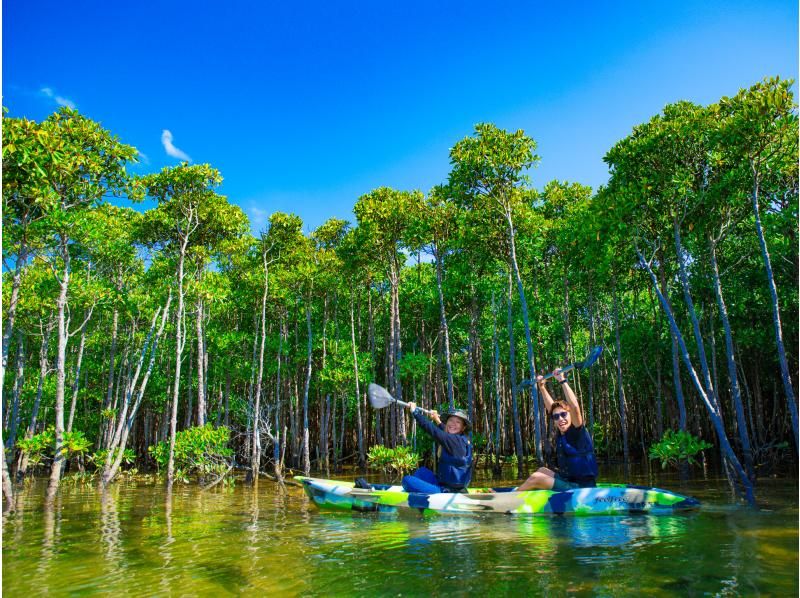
[247, 206, 269, 232]
[137, 151, 150, 165]
[55, 96, 76, 109]
[40, 87, 76, 109]
[161, 130, 192, 162]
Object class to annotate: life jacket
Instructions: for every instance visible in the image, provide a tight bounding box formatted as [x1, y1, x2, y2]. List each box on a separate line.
[556, 426, 599, 482]
[437, 437, 473, 490]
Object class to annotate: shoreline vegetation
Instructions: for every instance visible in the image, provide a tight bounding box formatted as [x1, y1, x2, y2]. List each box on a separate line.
[2, 76, 797, 510]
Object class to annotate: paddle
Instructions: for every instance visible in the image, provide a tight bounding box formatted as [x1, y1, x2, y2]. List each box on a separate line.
[368, 383, 436, 416]
[520, 346, 604, 387]
[541, 345, 603, 381]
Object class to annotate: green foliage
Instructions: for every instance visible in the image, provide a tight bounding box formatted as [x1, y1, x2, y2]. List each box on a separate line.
[61, 471, 97, 486]
[3, 107, 140, 216]
[589, 422, 622, 456]
[410, 432, 433, 457]
[449, 123, 539, 206]
[590, 422, 607, 454]
[17, 427, 92, 467]
[367, 444, 420, 480]
[648, 430, 713, 469]
[398, 352, 430, 381]
[470, 431, 487, 453]
[148, 424, 233, 482]
[16, 430, 53, 467]
[88, 448, 136, 470]
[2, 79, 797, 483]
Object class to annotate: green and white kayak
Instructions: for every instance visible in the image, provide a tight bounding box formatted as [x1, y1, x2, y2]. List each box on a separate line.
[297, 476, 700, 516]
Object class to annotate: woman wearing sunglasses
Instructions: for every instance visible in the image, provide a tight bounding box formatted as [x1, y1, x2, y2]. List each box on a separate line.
[516, 369, 599, 492]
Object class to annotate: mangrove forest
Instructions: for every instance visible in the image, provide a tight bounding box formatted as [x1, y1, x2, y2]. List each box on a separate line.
[2, 76, 797, 509]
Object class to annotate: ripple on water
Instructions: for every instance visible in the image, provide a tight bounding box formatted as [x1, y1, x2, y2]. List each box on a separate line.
[2, 476, 798, 596]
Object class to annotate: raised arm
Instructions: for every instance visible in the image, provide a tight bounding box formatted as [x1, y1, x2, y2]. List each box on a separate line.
[554, 369, 584, 428]
[536, 375, 555, 413]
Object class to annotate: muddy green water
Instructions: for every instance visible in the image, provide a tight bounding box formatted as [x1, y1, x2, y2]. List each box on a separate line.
[2, 468, 798, 596]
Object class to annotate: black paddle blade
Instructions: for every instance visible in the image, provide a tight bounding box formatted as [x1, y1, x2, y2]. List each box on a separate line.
[368, 383, 395, 409]
[579, 346, 603, 370]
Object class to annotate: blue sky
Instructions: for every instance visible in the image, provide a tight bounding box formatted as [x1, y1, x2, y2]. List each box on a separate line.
[3, 1, 797, 233]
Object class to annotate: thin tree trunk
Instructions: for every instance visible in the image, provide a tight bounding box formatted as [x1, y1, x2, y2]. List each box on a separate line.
[563, 275, 572, 363]
[504, 209, 542, 462]
[321, 294, 330, 476]
[250, 253, 270, 483]
[506, 272, 524, 479]
[612, 284, 629, 468]
[5, 332, 25, 453]
[1, 428, 12, 511]
[350, 294, 365, 468]
[196, 289, 206, 427]
[390, 265, 406, 444]
[184, 348, 194, 429]
[675, 220, 721, 411]
[467, 289, 479, 428]
[751, 175, 798, 449]
[435, 248, 455, 410]
[167, 232, 192, 489]
[224, 369, 231, 428]
[101, 306, 120, 447]
[658, 257, 687, 430]
[639, 247, 755, 505]
[273, 315, 285, 481]
[587, 289, 596, 432]
[103, 295, 171, 486]
[709, 235, 755, 480]
[647, 285, 664, 437]
[245, 312, 259, 462]
[106, 307, 162, 468]
[67, 313, 92, 433]
[324, 395, 331, 476]
[1, 242, 29, 395]
[492, 293, 503, 473]
[103, 343, 129, 450]
[302, 295, 313, 476]
[675, 219, 733, 480]
[47, 236, 71, 499]
[338, 394, 345, 471]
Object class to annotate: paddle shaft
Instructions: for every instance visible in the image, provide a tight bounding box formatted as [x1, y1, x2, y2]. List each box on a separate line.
[368, 383, 438, 417]
[389, 397, 436, 417]
[538, 346, 602, 383]
[540, 363, 577, 381]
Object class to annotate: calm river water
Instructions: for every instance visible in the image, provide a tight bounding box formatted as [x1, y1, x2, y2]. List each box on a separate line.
[2, 467, 797, 596]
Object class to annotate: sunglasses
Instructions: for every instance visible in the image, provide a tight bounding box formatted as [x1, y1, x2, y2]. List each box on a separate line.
[551, 412, 569, 421]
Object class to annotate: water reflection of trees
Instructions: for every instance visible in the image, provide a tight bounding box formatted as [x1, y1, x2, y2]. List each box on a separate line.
[100, 488, 121, 565]
[299, 511, 700, 593]
[5, 482, 795, 596]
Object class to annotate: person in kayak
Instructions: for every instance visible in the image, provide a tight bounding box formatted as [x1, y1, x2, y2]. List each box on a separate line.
[401, 403, 473, 494]
[516, 368, 599, 491]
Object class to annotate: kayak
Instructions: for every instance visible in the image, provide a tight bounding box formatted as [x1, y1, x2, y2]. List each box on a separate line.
[297, 476, 701, 516]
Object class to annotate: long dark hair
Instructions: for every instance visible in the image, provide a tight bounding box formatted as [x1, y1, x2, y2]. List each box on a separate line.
[545, 401, 570, 468]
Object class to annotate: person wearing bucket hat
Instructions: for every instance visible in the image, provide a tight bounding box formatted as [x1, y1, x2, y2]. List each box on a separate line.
[400, 403, 473, 494]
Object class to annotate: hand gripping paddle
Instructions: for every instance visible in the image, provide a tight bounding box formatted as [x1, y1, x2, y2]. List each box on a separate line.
[540, 345, 603, 381]
[520, 346, 604, 387]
